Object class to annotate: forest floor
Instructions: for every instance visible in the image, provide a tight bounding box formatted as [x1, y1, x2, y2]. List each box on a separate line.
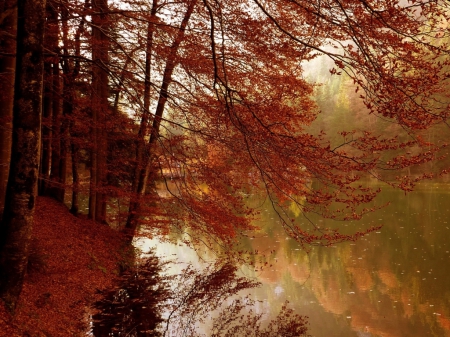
[0, 196, 128, 336]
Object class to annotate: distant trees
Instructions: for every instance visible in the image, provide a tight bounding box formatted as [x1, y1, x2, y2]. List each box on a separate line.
[1, 0, 450, 312]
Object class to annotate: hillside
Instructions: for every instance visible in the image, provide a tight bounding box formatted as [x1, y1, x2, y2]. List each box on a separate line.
[0, 197, 127, 336]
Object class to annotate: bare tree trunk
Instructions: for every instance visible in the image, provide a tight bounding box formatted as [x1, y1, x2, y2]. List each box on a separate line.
[49, 57, 62, 197]
[126, 0, 159, 231]
[126, 0, 196, 234]
[89, 0, 109, 223]
[40, 61, 52, 195]
[58, 105, 68, 204]
[63, 82, 79, 215]
[66, 0, 87, 217]
[0, 0, 46, 312]
[39, 2, 58, 196]
[48, 3, 63, 201]
[70, 140, 80, 215]
[0, 0, 17, 222]
[88, 114, 98, 219]
[61, 46, 79, 215]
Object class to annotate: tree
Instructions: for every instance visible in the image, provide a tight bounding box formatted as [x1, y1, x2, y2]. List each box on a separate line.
[125, 0, 197, 236]
[0, 0, 46, 311]
[128, 0, 450, 246]
[0, 0, 16, 222]
[46, 0, 66, 202]
[15, 1, 450, 244]
[89, 0, 110, 222]
[40, 1, 57, 197]
[72, 0, 448, 247]
[93, 253, 170, 337]
[93, 253, 308, 336]
[1, 0, 449, 318]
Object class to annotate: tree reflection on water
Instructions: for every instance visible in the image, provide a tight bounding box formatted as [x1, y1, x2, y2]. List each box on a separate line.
[92, 251, 309, 336]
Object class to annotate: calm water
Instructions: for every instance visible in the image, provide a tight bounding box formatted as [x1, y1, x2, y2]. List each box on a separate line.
[139, 182, 450, 337]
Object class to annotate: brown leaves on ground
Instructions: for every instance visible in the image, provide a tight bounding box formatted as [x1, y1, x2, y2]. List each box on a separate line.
[0, 196, 127, 336]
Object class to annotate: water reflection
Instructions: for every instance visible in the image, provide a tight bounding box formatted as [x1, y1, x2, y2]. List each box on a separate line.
[140, 182, 450, 337]
[244, 183, 450, 337]
[92, 251, 308, 336]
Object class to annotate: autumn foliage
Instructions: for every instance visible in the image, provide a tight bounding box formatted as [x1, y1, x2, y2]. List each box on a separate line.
[93, 255, 309, 336]
[1, 0, 450, 324]
[24, 0, 450, 245]
[0, 197, 127, 336]
[0, 197, 308, 336]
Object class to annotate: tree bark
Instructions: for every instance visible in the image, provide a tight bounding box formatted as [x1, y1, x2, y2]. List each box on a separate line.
[40, 61, 52, 195]
[63, 81, 79, 215]
[65, 1, 87, 217]
[0, 0, 17, 222]
[40, 1, 60, 197]
[61, 39, 79, 215]
[48, 2, 63, 202]
[70, 140, 80, 216]
[48, 56, 62, 198]
[89, 0, 109, 222]
[0, 0, 46, 312]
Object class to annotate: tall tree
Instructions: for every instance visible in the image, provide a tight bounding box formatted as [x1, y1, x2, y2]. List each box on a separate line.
[5, 0, 448, 249]
[40, 0, 60, 197]
[89, 0, 110, 222]
[0, 0, 16, 221]
[125, 0, 197, 235]
[0, 0, 448, 317]
[45, 0, 66, 202]
[135, 0, 450, 245]
[0, 0, 46, 311]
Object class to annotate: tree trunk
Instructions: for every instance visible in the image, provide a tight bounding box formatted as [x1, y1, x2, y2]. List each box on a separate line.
[40, 62, 52, 195]
[48, 6, 63, 201]
[70, 140, 80, 216]
[64, 6, 85, 217]
[58, 103, 69, 204]
[89, 0, 109, 223]
[61, 66, 79, 216]
[48, 58, 62, 198]
[0, 0, 17, 222]
[126, 0, 159, 231]
[40, 2, 60, 197]
[0, 0, 46, 312]
[125, 0, 196, 234]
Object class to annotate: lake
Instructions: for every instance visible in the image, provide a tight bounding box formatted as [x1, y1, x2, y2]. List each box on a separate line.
[138, 182, 450, 336]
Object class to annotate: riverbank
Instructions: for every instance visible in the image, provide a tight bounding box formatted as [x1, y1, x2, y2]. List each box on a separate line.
[0, 196, 127, 336]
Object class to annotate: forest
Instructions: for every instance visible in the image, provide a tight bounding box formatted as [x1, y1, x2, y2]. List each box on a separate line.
[0, 0, 450, 335]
